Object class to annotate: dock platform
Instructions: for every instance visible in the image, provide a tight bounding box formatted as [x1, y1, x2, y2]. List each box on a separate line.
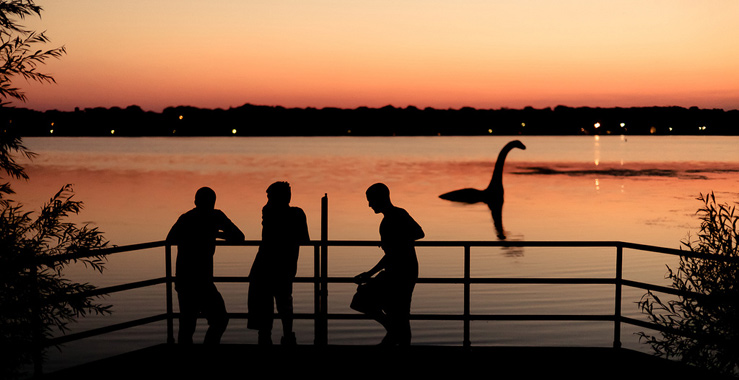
[42, 344, 729, 379]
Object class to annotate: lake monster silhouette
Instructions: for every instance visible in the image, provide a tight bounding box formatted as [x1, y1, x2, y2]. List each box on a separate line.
[439, 140, 526, 240]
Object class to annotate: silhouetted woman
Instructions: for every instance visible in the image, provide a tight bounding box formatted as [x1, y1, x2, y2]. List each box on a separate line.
[247, 182, 309, 345]
[355, 183, 424, 346]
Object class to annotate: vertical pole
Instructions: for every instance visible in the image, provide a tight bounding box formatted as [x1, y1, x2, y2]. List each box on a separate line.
[316, 194, 329, 345]
[31, 261, 43, 376]
[613, 244, 623, 348]
[463, 244, 471, 348]
[313, 243, 321, 342]
[165, 244, 174, 344]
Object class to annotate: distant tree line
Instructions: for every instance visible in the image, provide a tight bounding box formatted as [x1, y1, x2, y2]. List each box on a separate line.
[3, 104, 739, 137]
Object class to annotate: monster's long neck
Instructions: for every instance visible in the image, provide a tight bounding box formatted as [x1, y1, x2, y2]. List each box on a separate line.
[487, 144, 515, 192]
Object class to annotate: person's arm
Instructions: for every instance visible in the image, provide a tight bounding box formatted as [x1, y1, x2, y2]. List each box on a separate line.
[166, 217, 182, 243]
[294, 207, 310, 244]
[354, 256, 386, 283]
[405, 210, 425, 241]
[410, 218, 424, 241]
[216, 211, 245, 242]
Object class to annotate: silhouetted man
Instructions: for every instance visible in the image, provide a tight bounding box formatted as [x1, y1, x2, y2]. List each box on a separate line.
[248, 181, 310, 345]
[355, 183, 424, 346]
[167, 187, 244, 344]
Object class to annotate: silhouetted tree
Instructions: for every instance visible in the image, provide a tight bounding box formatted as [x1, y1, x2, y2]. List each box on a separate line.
[638, 192, 739, 376]
[0, 129, 33, 205]
[0, 0, 66, 105]
[1, 185, 111, 378]
[1, 3, 111, 378]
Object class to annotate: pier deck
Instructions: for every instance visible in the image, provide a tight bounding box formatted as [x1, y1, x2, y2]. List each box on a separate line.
[42, 345, 727, 380]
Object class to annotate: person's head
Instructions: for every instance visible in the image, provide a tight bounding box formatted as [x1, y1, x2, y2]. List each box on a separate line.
[366, 182, 391, 214]
[194, 187, 216, 209]
[266, 181, 291, 205]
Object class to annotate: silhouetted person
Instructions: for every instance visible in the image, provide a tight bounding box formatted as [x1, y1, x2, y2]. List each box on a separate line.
[166, 187, 244, 344]
[247, 181, 310, 345]
[355, 183, 424, 346]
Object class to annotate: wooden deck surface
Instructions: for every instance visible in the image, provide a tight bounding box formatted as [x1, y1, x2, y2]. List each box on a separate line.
[41, 344, 731, 380]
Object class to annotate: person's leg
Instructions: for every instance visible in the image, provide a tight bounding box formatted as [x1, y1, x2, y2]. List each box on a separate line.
[398, 280, 416, 346]
[248, 279, 274, 345]
[203, 284, 229, 344]
[177, 289, 197, 344]
[275, 281, 296, 345]
[384, 280, 415, 346]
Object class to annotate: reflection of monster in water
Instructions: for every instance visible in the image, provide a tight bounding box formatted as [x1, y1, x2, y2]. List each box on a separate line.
[439, 140, 526, 240]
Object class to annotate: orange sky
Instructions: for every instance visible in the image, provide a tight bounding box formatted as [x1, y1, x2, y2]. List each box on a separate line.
[18, 0, 739, 112]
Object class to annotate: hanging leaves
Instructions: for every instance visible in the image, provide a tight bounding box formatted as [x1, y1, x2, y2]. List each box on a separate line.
[638, 192, 739, 376]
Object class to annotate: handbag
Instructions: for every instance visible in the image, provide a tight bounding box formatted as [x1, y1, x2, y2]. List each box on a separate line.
[350, 272, 386, 315]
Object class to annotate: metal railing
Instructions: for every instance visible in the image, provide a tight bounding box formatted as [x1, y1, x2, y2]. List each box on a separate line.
[40, 239, 715, 348]
[31, 195, 736, 374]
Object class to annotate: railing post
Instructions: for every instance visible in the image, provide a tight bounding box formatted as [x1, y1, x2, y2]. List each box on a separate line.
[165, 244, 175, 344]
[463, 244, 471, 348]
[31, 261, 43, 377]
[315, 194, 329, 345]
[313, 243, 322, 344]
[613, 244, 623, 348]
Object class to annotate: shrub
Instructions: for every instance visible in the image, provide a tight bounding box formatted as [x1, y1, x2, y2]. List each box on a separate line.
[638, 192, 739, 376]
[1, 184, 111, 378]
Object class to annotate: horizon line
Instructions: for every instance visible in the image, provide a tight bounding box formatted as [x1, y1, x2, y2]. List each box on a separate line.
[13, 102, 739, 114]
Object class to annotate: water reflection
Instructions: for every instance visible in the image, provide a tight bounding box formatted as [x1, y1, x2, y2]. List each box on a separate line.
[15, 136, 739, 249]
[16, 136, 739, 365]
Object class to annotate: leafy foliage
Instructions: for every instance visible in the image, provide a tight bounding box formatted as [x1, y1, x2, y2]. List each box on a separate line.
[1, 3, 110, 377]
[1, 184, 112, 378]
[0, 130, 35, 205]
[1, 0, 66, 104]
[638, 192, 739, 376]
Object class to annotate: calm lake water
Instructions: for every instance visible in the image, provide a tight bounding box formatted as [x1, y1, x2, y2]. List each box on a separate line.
[14, 135, 739, 371]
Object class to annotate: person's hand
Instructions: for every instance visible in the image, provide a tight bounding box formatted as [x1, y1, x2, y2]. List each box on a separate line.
[354, 271, 370, 284]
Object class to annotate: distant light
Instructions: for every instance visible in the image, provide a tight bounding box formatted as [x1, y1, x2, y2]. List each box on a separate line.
[179, 115, 184, 120]
[521, 122, 526, 127]
[231, 129, 237, 134]
[488, 128, 493, 134]
[594, 122, 601, 129]
[700, 125, 707, 131]
[51, 122, 55, 126]
[110, 130, 115, 135]
[620, 123, 625, 127]
[49, 129, 54, 134]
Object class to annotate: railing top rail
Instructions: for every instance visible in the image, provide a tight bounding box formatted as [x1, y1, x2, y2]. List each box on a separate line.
[44, 239, 737, 265]
[35, 241, 168, 266]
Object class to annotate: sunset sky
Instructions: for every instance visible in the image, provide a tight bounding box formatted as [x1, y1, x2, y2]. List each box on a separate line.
[18, 0, 739, 112]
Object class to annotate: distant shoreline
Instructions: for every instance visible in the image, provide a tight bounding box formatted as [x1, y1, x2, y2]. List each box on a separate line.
[3, 104, 739, 136]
